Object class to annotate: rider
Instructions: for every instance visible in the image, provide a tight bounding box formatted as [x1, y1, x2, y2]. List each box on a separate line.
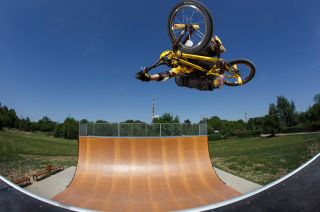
[137, 35, 227, 91]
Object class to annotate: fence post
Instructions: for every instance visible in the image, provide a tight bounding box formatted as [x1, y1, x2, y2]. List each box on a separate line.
[160, 123, 162, 137]
[205, 122, 208, 135]
[93, 124, 95, 136]
[146, 123, 148, 137]
[199, 124, 201, 136]
[131, 123, 134, 137]
[118, 123, 120, 137]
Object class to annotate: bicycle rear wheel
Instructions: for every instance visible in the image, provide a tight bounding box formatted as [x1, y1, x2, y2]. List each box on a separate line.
[224, 59, 256, 86]
[168, 0, 213, 54]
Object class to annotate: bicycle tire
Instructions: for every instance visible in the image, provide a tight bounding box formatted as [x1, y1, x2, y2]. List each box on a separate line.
[168, 0, 213, 54]
[224, 59, 256, 86]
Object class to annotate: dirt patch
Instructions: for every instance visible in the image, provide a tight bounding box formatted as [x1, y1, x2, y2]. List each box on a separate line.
[308, 142, 320, 156]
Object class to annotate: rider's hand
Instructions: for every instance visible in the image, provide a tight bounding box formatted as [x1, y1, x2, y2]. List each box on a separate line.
[136, 71, 151, 82]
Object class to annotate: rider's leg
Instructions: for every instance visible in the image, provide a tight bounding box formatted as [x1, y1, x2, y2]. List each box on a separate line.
[213, 75, 225, 88]
[175, 74, 215, 91]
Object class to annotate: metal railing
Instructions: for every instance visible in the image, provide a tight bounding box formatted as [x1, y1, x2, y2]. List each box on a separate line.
[79, 122, 207, 137]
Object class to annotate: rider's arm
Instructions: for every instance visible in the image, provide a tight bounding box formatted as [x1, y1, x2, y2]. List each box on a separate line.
[149, 70, 178, 81]
[137, 67, 183, 82]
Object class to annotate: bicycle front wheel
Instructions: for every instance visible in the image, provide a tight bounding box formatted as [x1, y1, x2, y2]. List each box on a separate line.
[224, 59, 256, 86]
[168, 0, 213, 54]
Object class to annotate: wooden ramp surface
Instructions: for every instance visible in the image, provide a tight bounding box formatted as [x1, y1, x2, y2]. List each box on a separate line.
[53, 136, 239, 211]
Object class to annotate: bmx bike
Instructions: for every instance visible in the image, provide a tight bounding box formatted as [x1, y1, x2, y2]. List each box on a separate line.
[137, 0, 255, 86]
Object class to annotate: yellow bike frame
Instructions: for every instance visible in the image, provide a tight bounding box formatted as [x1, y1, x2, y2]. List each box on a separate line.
[159, 50, 243, 84]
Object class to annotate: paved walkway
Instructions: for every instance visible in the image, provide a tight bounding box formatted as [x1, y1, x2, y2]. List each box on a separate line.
[214, 168, 262, 193]
[25, 167, 76, 199]
[261, 131, 320, 137]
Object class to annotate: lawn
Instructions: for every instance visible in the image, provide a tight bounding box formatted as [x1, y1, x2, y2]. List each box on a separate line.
[0, 129, 78, 181]
[209, 133, 320, 185]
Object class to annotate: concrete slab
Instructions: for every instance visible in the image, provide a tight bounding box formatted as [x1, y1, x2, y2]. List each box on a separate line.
[214, 167, 262, 194]
[25, 166, 76, 199]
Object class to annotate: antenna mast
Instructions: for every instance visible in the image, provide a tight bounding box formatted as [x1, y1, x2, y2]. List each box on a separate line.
[152, 97, 155, 119]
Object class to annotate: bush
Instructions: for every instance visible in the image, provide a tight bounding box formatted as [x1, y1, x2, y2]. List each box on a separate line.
[236, 130, 261, 138]
[281, 125, 313, 133]
[208, 134, 223, 141]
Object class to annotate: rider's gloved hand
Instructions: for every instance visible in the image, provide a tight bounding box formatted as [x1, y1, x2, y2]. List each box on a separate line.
[136, 71, 151, 82]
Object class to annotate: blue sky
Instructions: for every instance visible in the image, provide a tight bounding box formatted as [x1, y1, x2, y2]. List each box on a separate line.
[0, 0, 319, 123]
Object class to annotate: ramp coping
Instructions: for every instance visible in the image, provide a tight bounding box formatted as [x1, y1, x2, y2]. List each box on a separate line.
[80, 135, 207, 139]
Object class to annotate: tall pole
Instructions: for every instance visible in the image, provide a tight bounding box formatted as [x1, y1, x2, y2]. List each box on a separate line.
[152, 97, 155, 121]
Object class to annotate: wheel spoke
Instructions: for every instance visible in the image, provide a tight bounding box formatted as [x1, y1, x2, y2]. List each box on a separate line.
[189, 11, 195, 23]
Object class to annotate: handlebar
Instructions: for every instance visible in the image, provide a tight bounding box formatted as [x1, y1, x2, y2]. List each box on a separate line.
[141, 58, 164, 74]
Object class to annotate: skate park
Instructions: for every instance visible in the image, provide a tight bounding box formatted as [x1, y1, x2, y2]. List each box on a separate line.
[1, 123, 320, 211]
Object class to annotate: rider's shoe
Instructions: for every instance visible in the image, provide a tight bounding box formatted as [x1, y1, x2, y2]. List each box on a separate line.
[213, 75, 225, 88]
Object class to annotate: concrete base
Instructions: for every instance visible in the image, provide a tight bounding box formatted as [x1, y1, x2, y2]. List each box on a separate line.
[214, 167, 262, 194]
[25, 167, 76, 199]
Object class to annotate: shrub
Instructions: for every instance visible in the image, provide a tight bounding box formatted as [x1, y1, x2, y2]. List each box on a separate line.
[208, 134, 223, 141]
[281, 125, 313, 133]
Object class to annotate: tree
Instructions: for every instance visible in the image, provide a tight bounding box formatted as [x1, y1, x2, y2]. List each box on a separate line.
[123, 120, 145, 123]
[0, 117, 3, 130]
[207, 116, 222, 130]
[80, 119, 89, 124]
[276, 96, 297, 127]
[306, 95, 320, 130]
[247, 117, 264, 131]
[152, 113, 180, 123]
[313, 93, 320, 104]
[37, 116, 56, 132]
[96, 120, 108, 123]
[0, 103, 3, 130]
[184, 119, 191, 124]
[53, 124, 64, 138]
[18, 117, 32, 131]
[263, 103, 281, 134]
[297, 112, 308, 125]
[0, 106, 19, 128]
[63, 117, 79, 139]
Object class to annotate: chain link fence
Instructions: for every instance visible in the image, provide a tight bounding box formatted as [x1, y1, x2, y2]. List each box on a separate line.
[79, 122, 207, 137]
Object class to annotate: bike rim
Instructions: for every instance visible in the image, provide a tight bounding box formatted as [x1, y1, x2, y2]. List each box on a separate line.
[225, 63, 252, 84]
[170, 4, 208, 49]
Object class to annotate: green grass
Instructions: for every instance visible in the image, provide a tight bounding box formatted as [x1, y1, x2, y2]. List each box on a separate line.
[0, 129, 78, 157]
[209, 133, 320, 185]
[0, 129, 78, 180]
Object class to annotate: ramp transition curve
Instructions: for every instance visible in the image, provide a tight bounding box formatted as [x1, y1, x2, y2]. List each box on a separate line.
[52, 136, 239, 211]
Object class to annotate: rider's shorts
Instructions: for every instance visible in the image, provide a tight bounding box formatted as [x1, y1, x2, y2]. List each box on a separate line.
[175, 73, 215, 91]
